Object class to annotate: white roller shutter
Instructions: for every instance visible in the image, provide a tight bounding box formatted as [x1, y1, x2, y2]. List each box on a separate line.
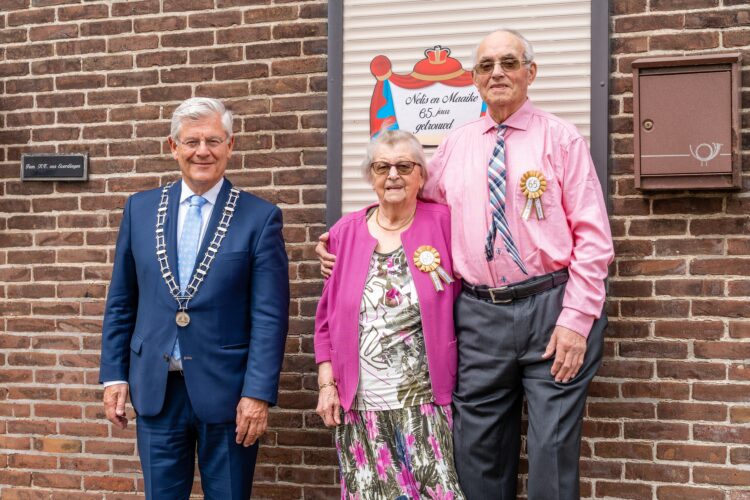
[341, 0, 592, 214]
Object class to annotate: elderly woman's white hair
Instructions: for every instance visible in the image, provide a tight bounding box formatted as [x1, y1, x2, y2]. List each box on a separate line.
[360, 129, 428, 185]
[170, 97, 233, 140]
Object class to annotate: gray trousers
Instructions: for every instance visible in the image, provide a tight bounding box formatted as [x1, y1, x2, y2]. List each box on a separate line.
[452, 282, 605, 500]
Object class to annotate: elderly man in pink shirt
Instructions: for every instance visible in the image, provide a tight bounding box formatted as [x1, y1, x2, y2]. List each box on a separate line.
[319, 29, 613, 500]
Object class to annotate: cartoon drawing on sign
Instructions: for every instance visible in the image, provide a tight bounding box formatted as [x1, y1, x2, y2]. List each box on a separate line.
[689, 142, 722, 166]
[369, 46, 484, 145]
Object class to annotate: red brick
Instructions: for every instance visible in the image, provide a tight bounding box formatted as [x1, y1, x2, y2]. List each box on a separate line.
[80, 19, 132, 37]
[244, 6, 296, 23]
[657, 360, 726, 380]
[189, 10, 241, 28]
[692, 217, 750, 236]
[694, 383, 750, 402]
[624, 421, 689, 440]
[730, 322, 750, 339]
[692, 258, 750, 276]
[6, 43, 54, 60]
[695, 341, 750, 360]
[7, 9, 53, 27]
[654, 320, 723, 340]
[134, 15, 186, 33]
[82, 54, 132, 71]
[271, 56, 326, 76]
[626, 463, 690, 483]
[619, 341, 688, 359]
[658, 401, 727, 421]
[32, 437, 81, 453]
[0, 469, 32, 486]
[693, 466, 750, 486]
[55, 38, 106, 56]
[629, 219, 687, 236]
[189, 46, 242, 64]
[163, 0, 214, 12]
[695, 423, 750, 443]
[108, 34, 159, 53]
[615, 14, 683, 33]
[593, 441, 653, 460]
[654, 279, 723, 297]
[31, 472, 81, 489]
[0, 61, 30, 77]
[112, 0, 160, 16]
[622, 381, 689, 400]
[693, 300, 750, 319]
[161, 30, 214, 48]
[596, 481, 652, 499]
[87, 89, 138, 105]
[58, 4, 108, 21]
[657, 443, 726, 464]
[29, 24, 78, 42]
[657, 485, 724, 500]
[620, 299, 689, 318]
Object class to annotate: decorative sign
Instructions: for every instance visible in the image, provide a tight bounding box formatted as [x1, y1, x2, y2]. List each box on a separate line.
[369, 46, 484, 145]
[21, 153, 88, 181]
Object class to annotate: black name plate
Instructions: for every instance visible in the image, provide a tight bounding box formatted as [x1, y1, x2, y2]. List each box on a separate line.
[21, 153, 88, 181]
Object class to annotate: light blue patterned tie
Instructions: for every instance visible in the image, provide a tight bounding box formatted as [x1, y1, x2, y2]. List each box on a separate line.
[485, 125, 528, 275]
[172, 195, 207, 360]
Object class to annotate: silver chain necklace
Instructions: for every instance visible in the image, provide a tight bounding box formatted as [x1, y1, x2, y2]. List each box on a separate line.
[155, 182, 240, 327]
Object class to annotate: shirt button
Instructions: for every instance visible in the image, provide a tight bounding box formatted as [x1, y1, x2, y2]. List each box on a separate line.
[163, 354, 170, 362]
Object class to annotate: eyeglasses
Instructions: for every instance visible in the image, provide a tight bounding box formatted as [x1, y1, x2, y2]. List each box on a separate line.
[370, 161, 421, 176]
[473, 57, 530, 75]
[176, 137, 228, 150]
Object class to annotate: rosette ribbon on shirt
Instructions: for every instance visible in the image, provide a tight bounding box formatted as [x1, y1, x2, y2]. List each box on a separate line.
[413, 245, 454, 292]
[520, 170, 547, 221]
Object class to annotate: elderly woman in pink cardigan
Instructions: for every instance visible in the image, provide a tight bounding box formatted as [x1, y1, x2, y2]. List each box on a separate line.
[315, 130, 465, 499]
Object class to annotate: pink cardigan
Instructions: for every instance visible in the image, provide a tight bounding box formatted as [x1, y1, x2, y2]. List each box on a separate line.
[314, 200, 458, 412]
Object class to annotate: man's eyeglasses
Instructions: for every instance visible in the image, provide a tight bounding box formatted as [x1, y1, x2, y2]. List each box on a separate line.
[176, 137, 228, 150]
[370, 161, 421, 176]
[473, 58, 530, 75]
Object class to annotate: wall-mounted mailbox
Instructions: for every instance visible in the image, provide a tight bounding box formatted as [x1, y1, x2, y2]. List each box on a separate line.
[632, 53, 741, 190]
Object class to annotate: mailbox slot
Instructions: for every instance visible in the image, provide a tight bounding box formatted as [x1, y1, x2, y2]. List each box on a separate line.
[633, 54, 741, 190]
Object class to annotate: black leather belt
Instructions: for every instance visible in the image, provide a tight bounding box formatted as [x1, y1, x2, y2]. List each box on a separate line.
[462, 269, 569, 304]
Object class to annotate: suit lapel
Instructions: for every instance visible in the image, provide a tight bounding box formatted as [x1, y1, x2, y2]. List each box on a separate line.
[196, 178, 232, 260]
[165, 181, 181, 287]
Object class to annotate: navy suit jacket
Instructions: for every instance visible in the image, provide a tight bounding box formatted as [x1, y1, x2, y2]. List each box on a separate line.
[99, 179, 289, 424]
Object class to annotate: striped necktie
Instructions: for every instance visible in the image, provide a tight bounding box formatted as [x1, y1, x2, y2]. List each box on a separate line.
[485, 125, 528, 275]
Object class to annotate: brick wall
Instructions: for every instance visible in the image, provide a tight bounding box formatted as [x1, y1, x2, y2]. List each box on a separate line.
[0, 0, 332, 498]
[596, 1, 750, 498]
[2, 0, 750, 499]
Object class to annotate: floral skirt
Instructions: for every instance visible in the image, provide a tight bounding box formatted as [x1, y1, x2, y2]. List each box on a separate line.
[335, 403, 465, 500]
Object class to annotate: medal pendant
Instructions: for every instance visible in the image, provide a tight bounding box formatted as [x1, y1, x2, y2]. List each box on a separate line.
[176, 311, 190, 327]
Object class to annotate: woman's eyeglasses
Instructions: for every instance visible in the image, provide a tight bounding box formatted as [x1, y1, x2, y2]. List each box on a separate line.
[370, 161, 421, 176]
[473, 57, 530, 75]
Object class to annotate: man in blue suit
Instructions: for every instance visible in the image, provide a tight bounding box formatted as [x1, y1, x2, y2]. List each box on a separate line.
[99, 97, 289, 499]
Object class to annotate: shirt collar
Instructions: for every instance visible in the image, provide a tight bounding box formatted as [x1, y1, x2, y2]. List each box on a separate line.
[180, 177, 224, 206]
[481, 98, 535, 134]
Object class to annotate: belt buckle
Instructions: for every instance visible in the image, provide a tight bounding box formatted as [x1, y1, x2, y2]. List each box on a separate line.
[488, 286, 511, 304]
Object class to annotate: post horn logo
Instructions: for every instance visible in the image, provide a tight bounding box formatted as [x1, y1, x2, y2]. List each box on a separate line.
[689, 143, 722, 166]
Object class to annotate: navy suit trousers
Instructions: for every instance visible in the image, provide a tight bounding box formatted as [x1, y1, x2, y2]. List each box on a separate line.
[136, 372, 258, 500]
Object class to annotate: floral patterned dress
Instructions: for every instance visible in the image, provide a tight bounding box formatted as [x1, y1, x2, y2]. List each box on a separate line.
[335, 247, 465, 500]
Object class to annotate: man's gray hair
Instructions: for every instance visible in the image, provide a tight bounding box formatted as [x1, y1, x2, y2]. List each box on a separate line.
[361, 129, 428, 185]
[170, 97, 233, 140]
[472, 29, 535, 65]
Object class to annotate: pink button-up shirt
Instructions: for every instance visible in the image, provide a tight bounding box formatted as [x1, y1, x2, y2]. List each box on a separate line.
[423, 99, 614, 337]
